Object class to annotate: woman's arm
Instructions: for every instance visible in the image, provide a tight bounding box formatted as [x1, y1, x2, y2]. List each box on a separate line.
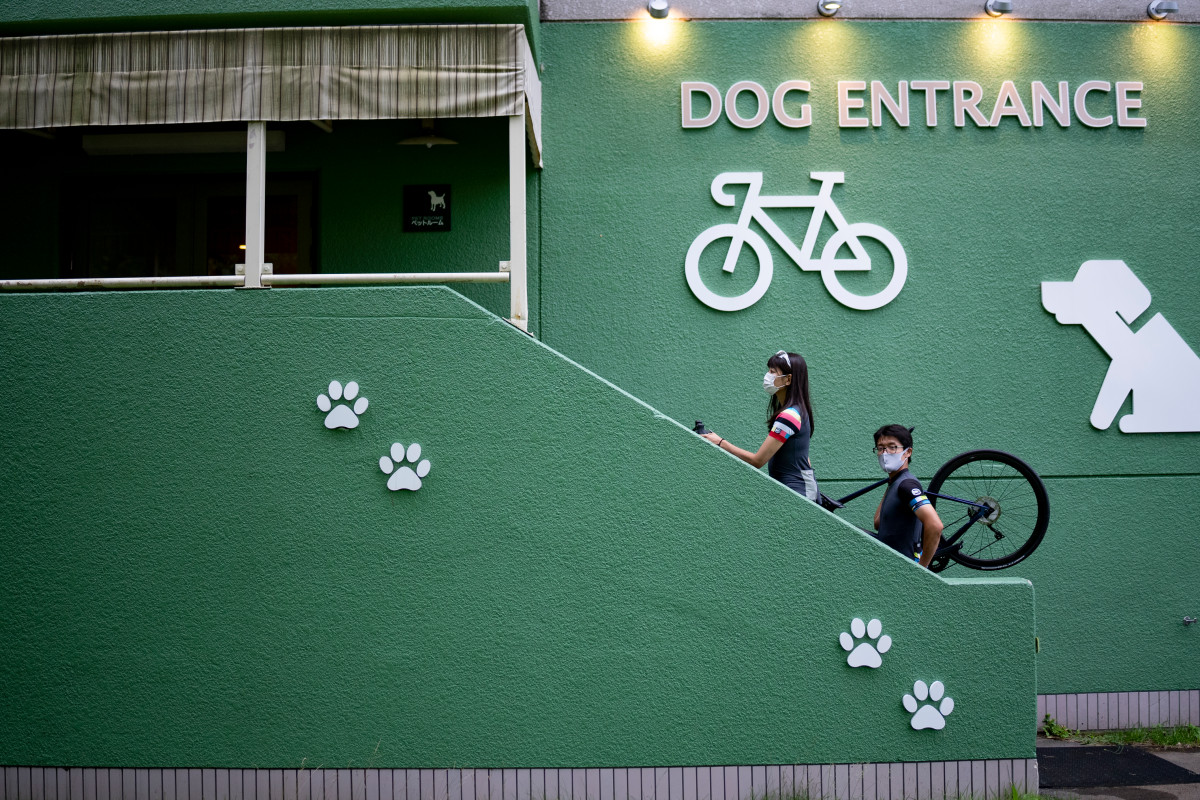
[701, 431, 784, 468]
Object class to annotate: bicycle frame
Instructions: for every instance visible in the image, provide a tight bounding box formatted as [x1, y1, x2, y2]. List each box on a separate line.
[833, 481, 994, 559]
[712, 172, 873, 275]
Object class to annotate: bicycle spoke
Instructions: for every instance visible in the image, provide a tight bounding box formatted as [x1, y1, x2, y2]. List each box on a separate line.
[961, 516, 1020, 556]
[961, 538, 1004, 557]
[942, 486, 1022, 556]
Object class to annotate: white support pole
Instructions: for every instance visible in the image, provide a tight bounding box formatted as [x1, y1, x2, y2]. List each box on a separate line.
[507, 111, 529, 330]
[238, 121, 269, 288]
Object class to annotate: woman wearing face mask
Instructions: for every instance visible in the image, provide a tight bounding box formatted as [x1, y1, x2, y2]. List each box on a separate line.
[699, 350, 819, 502]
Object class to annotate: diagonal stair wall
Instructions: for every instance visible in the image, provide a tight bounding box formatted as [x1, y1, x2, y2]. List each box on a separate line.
[0, 287, 1033, 775]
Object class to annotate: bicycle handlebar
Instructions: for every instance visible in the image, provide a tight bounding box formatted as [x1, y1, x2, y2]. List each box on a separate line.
[710, 171, 846, 207]
[710, 173, 764, 206]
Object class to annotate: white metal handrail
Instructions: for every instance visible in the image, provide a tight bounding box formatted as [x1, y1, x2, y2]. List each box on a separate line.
[0, 272, 510, 291]
[0, 275, 245, 290]
[266, 272, 509, 286]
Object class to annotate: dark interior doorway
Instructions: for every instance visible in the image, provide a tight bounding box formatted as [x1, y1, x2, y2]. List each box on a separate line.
[60, 174, 316, 279]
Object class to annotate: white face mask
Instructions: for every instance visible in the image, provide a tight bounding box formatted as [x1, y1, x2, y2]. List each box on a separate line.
[763, 372, 781, 395]
[879, 449, 909, 474]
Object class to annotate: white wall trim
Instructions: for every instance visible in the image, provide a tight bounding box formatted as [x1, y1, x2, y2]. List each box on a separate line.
[541, 0, 1200, 23]
[0, 761, 1039, 800]
[1038, 690, 1200, 731]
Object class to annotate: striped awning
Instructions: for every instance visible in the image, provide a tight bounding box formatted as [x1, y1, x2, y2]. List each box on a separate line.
[0, 24, 536, 128]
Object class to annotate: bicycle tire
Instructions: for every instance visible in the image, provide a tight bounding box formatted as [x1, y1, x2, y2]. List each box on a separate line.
[684, 224, 774, 312]
[926, 449, 1049, 571]
[818, 222, 908, 311]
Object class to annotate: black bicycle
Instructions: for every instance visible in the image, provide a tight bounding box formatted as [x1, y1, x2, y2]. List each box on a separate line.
[823, 449, 1050, 572]
[692, 421, 1049, 572]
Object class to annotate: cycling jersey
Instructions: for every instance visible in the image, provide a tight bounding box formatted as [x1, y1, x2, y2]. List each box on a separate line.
[876, 468, 931, 560]
[767, 406, 819, 502]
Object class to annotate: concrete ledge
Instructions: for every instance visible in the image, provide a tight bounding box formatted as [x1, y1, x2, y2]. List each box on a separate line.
[542, 0, 1200, 23]
[0, 762, 1040, 800]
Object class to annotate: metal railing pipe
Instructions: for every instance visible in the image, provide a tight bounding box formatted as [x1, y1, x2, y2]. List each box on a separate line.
[264, 272, 511, 286]
[0, 276, 246, 290]
[0, 272, 510, 291]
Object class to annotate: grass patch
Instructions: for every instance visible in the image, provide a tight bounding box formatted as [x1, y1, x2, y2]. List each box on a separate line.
[1042, 714, 1200, 749]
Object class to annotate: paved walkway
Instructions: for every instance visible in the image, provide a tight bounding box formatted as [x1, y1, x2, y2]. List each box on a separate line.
[1037, 737, 1200, 800]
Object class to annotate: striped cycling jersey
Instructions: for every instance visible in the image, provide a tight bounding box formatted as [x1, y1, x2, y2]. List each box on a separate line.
[766, 405, 818, 501]
[768, 407, 805, 443]
[876, 468, 930, 559]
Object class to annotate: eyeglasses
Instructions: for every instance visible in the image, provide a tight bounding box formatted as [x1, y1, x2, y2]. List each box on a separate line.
[872, 444, 905, 455]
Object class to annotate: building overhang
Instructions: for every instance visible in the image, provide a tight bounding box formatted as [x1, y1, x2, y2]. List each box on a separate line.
[0, 23, 543, 164]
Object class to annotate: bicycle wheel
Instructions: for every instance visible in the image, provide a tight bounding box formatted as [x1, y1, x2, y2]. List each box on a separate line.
[926, 449, 1049, 571]
[818, 222, 908, 311]
[685, 224, 774, 312]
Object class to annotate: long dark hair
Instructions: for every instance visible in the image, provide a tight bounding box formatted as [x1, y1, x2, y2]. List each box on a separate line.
[766, 350, 815, 435]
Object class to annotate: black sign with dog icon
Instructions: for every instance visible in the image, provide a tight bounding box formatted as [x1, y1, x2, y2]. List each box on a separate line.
[403, 184, 451, 233]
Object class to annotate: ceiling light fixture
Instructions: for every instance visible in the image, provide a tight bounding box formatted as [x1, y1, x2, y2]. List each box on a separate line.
[648, 0, 670, 19]
[985, 0, 1013, 16]
[397, 119, 458, 148]
[817, 1, 842, 17]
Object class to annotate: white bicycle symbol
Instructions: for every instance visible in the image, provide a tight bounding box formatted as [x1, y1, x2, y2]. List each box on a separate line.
[685, 171, 908, 311]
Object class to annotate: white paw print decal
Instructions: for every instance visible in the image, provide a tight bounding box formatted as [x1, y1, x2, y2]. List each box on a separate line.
[839, 617, 892, 668]
[380, 442, 432, 491]
[317, 381, 369, 429]
[903, 680, 955, 730]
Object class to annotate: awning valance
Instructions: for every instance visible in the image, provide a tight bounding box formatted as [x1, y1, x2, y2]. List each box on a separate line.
[0, 24, 535, 128]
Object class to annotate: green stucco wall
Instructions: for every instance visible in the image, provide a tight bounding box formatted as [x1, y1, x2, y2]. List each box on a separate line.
[538, 19, 1199, 695]
[0, 287, 1032, 768]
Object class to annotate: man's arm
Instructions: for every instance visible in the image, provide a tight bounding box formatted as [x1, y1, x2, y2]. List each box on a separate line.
[914, 504, 944, 568]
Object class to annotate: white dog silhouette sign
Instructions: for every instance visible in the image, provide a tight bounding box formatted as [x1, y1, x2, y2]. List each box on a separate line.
[1042, 260, 1200, 433]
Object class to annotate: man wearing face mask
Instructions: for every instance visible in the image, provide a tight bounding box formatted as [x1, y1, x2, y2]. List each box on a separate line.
[871, 425, 943, 568]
